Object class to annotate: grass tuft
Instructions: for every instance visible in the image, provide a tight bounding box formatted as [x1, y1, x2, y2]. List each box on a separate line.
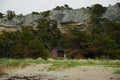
[113, 70, 120, 74]
[18, 61, 30, 69]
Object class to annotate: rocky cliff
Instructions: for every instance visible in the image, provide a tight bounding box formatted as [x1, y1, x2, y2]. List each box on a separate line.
[49, 8, 92, 23]
[0, 14, 43, 29]
[102, 3, 120, 21]
[0, 3, 120, 32]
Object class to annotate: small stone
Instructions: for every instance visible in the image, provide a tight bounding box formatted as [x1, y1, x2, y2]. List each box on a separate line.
[110, 77, 113, 79]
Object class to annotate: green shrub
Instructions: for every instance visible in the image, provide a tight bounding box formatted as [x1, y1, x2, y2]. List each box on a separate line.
[91, 4, 106, 16]
[113, 70, 120, 74]
[53, 4, 72, 10]
[41, 10, 50, 17]
[0, 12, 3, 18]
[32, 12, 40, 15]
[7, 10, 15, 20]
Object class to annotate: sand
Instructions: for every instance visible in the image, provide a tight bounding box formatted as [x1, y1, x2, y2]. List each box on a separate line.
[0, 63, 120, 80]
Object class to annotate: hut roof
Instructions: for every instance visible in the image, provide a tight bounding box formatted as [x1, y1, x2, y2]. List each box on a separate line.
[54, 48, 64, 51]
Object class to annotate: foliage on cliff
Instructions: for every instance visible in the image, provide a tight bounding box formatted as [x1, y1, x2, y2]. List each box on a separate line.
[0, 4, 120, 59]
[53, 4, 73, 10]
[91, 4, 106, 16]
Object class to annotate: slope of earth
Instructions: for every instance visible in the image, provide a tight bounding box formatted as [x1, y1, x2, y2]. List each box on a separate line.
[1, 63, 120, 80]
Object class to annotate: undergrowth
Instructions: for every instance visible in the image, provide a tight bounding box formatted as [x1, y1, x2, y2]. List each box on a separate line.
[0, 58, 120, 72]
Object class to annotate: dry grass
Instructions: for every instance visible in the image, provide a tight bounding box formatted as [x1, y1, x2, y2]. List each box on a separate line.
[0, 58, 120, 72]
[0, 59, 30, 76]
[18, 61, 30, 69]
[0, 27, 17, 34]
[0, 65, 7, 75]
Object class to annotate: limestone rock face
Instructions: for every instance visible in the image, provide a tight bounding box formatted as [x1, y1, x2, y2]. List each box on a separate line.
[49, 8, 92, 33]
[49, 10, 63, 23]
[102, 3, 120, 21]
[24, 14, 43, 27]
[0, 14, 43, 29]
[49, 8, 92, 23]
[0, 3, 120, 30]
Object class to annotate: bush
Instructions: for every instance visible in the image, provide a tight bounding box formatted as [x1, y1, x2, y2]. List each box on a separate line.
[41, 10, 50, 17]
[53, 4, 72, 10]
[32, 12, 40, 15]
[0, 12, 3, 18]
[7, 10, 15, 20]
[113, 70, 120, 74]
[91, 4, 106, 16]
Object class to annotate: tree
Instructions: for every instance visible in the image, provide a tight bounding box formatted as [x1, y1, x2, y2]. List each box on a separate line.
[116, 3, 120, 7]
[64, 27, 91, 58]
[7, 10, 15, 20]
[36, 19, 63, 49]
[32, 12, 40, 15]
[0, 31, 16, 58]
[88, 33, 119, 59]
[40, 10, 50, 17]
[91, 4, 106, 16]
[65, 28, 90, 48]
[26, 39, 49, 59]
[103, 20, 120, 48]
[11, 38, 49, 59]
[0, 12, 3, 18]
[64, 4, 73, 10]
[53, 4, 72, 10]
[53, 6, 61, 10]
[10, 26, 49, 59]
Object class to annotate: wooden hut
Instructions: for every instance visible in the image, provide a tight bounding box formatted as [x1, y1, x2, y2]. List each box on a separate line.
[50, 48, 65, 59]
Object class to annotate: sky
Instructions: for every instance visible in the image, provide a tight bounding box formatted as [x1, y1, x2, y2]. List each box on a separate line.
[0, 0, 120, 14]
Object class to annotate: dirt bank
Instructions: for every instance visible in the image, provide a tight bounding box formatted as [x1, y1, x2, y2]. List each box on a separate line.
[0, 64, 120, 80]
